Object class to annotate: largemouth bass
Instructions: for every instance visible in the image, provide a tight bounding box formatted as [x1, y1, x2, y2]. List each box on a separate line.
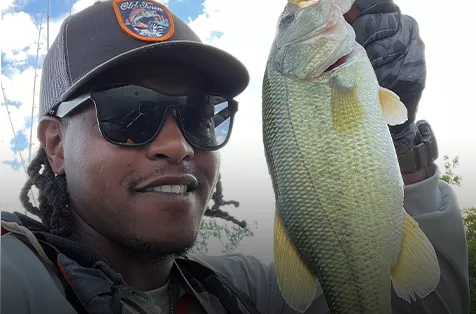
[261, 0, 441, 313]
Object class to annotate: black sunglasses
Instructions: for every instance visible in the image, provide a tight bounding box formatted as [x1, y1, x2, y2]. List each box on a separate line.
[49, 84, 238, 151]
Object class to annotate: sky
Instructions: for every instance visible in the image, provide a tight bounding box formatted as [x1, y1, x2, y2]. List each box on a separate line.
[1, 0, 475, 264]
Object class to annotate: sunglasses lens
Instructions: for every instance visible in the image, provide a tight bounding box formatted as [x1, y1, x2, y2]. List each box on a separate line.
[93, 85, 233, 149]
[94, 85, 168, 145]
[181, 96, 232, 149]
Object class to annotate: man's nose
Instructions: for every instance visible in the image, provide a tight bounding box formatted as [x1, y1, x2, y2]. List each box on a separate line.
[145, 113, 194, 163]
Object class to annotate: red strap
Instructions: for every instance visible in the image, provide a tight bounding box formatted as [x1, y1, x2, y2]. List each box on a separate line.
[57, 256, 75, 289]
[175, 293, 195, 314]
[1, 226, 9, 236]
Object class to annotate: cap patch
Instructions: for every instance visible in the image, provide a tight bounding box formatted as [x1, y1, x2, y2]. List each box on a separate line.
[112, 0, 175, 42]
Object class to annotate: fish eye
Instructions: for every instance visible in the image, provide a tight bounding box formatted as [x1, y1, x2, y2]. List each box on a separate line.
[280, 14, 295, 26]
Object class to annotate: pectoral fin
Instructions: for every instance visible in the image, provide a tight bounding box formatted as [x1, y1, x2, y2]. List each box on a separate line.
[331, 86, 364, 134]
[391, 211, 441, 302]
[274, 212, 317, 313]
[379, 87, 408, 126]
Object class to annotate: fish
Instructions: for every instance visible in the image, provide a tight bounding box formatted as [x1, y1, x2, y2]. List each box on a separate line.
[129, 8, 161, 29]
[261, 0, 441, 313]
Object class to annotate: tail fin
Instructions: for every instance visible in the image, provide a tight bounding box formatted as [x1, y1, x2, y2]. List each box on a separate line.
[390, 211, 441, 302]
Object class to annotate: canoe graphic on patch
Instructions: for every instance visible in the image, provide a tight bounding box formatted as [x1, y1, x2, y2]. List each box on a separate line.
[113, 0, 175, 42]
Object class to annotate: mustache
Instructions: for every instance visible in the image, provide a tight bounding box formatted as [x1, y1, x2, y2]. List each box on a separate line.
[126, 162, 197, 192]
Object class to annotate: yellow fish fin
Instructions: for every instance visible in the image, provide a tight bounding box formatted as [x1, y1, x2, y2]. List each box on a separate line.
[379, 87, 408, 126]
[391, 211, 441, 303]
[288, 0, 320, 8]
[331, 86, 364, 134]
[274, 212, 317, 313]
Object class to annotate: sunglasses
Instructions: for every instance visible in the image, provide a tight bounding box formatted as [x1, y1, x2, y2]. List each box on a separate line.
[49, 84, 238, 151]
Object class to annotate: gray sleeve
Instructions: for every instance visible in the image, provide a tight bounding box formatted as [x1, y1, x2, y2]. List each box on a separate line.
[1, 236, 33, 314]
[0, 233, 78, 314]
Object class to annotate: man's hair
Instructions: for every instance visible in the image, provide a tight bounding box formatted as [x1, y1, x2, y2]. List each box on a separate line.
[19, 147, 247, 237]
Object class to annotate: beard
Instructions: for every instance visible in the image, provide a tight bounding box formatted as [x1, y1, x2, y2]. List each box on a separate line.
[110, 231, 197, 264]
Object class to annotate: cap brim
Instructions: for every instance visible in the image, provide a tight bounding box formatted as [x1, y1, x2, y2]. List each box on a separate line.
[57, 40, 250, 106]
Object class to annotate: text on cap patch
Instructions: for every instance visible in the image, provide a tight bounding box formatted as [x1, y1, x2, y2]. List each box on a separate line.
[112, 0, 175, 42]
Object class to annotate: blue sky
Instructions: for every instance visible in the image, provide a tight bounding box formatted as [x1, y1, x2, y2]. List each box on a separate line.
[9, 0, 205, 26]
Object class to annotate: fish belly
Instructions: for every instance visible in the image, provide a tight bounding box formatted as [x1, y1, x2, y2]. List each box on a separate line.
[262, 60, 404, 313]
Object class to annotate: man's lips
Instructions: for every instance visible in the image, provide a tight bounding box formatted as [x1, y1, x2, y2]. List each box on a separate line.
[133, 174, 199, 193]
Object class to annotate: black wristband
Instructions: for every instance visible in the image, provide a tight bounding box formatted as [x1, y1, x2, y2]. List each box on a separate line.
[397, 120, 438, 174]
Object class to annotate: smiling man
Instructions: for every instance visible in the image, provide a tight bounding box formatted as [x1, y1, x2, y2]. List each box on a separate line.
[0, 0, 469, 313]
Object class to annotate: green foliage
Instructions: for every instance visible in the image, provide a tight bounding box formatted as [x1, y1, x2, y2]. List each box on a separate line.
[440, 155, 463, 186]
[439, 155, 475, 312]
[464, 207, 476, 313]
[191, 217, 258, 256]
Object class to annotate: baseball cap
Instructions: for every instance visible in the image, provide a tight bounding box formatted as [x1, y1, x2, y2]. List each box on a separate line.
[39, 0, 250, 118]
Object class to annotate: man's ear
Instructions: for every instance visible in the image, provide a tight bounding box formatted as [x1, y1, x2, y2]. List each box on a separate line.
[37, 116, 66, 175]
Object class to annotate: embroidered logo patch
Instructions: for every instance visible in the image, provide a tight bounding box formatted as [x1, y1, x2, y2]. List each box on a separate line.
[112, 0, 175, 42]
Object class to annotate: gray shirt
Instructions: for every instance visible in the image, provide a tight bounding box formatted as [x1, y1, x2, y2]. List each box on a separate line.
[1, 167, 469, 313]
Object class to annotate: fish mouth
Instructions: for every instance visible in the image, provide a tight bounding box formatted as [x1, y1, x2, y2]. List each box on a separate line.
[323, 53, 351, 72]
[313, 39, 356, 77]
[308, 47, 354, 80]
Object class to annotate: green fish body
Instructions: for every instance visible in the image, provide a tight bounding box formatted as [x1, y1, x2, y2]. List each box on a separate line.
[262, 1, 440, 313]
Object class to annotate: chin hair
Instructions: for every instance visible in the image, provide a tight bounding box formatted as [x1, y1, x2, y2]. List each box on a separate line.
[112, 232, 196, 263]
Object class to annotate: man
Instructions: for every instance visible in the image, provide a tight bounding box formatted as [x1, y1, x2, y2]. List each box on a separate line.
[0, 0, 468, 313]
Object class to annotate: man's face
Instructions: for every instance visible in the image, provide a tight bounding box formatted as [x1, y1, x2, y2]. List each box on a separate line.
[53, 63, 221, 257]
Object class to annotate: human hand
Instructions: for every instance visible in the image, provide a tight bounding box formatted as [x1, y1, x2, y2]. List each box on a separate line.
[345, 0, 432, 182]
[345, 0, 426, 130]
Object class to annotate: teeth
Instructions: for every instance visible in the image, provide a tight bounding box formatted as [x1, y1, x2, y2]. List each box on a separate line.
[145, 185, 187, 194]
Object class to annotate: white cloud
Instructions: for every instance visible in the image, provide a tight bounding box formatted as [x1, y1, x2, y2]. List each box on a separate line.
[0, 0, 16, 11]
[3, 50, 28, 63]
[0, 11, 39, 54]
[0, 0, 92, 65]
[72, 0, 98, 14]
[188, 0, 286, 80]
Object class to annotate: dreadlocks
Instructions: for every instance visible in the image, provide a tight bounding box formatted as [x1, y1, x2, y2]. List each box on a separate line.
[19, 147, 247, 237]
[19, 148, 72, 236]
[204, 175, 247, 228]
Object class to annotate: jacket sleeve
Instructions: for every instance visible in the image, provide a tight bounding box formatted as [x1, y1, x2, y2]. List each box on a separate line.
[0, 232, 78, 314]
[1, 234, 33, 314]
